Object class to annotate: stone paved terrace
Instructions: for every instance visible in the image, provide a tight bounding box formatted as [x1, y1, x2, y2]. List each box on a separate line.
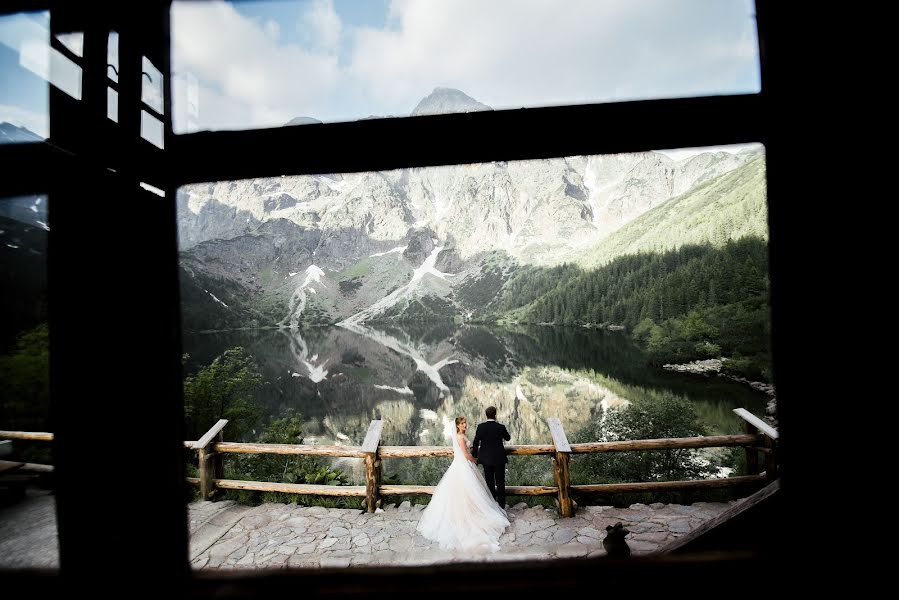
[189, 499, 735, 569]
[0, 491, 738, 569]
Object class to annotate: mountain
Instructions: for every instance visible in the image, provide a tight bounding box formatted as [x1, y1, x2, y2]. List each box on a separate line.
[284, 116, 323, 126]
[410, 87, 493, 116]
[0, 122, 44, 144]
[176, 89, 765, 330]
[579, 156, 767, 268]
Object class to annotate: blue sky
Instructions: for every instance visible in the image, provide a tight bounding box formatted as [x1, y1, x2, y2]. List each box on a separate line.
[2, 0, 760, 155]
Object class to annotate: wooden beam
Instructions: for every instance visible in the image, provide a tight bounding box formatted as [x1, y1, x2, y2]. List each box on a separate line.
[0, 431, 54, 441]
[194, 419, 228, 450]
[214, 442, 366, 458]
[547, 418, 572, 453]
[571, 475, 767, 494]
[733, 408, 779, 439]
[172, 94, 764, 186]
[214, 480, 367, 496]
[183, 441, 197, 449]
[651, 480, 780, 556]
[570, 434, 761, 453]
[185, 477, 200, 486]
[378, 446, 453, 458]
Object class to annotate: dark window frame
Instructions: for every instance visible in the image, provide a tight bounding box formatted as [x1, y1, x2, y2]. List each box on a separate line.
[1, 0, 808, 593]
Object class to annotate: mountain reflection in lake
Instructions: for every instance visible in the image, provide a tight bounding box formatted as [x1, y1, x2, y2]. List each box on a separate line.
[182, 323, 768, 451]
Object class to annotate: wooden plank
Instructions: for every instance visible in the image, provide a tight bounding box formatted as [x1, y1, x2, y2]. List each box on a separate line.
[378, 446, 453, 458]
[571, 474, 766, 494]
[0, 430, 54, 441]
[186, 477, 200, 486]
[194, 419, 228, 450]
[733, 408, 779, 439]
[570, 434, 761, 453]
[214, 442, 366, 458]
[214, 479, 367, 496]
[547, 418, 571, 453]
[184, 441, 197, 449]
[361, 420, 383, 455]
[651, 479, 780, 556]
[379, 485, 558, 496]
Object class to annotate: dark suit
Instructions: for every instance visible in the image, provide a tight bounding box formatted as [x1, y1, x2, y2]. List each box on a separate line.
[471, 419, 511, 507]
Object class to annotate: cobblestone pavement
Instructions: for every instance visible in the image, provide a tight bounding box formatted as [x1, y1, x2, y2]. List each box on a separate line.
[189, 499, 734, 569]
[0, 493, 736, 570]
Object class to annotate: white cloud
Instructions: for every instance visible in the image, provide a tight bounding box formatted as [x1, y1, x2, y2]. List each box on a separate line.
[299, 0, 341, 52]
[172, 0, 759, 132]
[172, 0, 340, 131]
[0, 103, 48, 138]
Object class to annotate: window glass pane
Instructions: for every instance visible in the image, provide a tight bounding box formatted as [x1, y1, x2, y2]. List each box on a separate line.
[107, 86, 118, 122]
[0, 12, 50, 142]
[141, 56, 164, 114]
[55, 32, 83, 57]
[107, 31, 118, 83]
[178, 143, 773, 568]
[141, 109, 164, 148]
[172, 0, 760, 133]
[0, 194, 57, 570]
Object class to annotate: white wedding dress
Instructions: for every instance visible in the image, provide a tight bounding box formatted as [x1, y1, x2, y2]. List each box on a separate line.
[416, 433, 510, 552]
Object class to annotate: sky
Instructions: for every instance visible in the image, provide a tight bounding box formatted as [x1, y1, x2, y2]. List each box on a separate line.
[1, 0, 760, 158]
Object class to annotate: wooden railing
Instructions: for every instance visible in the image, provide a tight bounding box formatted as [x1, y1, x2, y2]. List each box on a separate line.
[2, 408, 778, 517]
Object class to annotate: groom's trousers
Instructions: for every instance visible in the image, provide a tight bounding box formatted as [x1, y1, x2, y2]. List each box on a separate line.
[482, 464, 506, 508]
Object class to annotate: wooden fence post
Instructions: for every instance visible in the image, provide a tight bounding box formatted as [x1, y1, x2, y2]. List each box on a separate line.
[547, 418, 573, 517]
[361, 420, 383, 513]
[196, 419, 228, 500]
[743, 420, 759, 475]
[764, 436, 778, 481]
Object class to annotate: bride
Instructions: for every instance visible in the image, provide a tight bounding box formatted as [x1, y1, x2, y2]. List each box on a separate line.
[416, 416, 510, 552]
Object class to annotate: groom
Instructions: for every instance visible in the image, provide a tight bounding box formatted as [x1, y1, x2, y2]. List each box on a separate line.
[471, 406, 511, 509]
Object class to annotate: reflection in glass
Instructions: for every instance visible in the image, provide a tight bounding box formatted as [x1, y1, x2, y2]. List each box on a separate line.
[172, 0, 760, 132]
[141, 56, 163, 114]
[107, 31, 118, 82]
[55, 32, 83, 57]
[141, 109, 163, 148]
[0, 12, 50, 141]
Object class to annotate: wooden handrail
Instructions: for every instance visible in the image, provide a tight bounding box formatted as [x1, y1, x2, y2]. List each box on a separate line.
[733, 408, 778, 439]
[569, 434, 762, 453]
[215, 479, 367, 497]
[571, 474, 766, 494]
[214, 442, 366, 458]
[194, 419, 229, 450]
[0, 430, 54, 441]
[6, 406, 778, 516]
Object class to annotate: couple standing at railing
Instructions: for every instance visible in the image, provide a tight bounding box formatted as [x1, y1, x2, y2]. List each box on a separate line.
[416, 406, 512, 552]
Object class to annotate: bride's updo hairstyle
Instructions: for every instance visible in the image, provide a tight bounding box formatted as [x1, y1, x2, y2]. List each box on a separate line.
[455, 416, 466, 432]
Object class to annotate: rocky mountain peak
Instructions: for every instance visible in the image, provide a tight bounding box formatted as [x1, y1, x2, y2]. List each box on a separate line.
[411, 88, 492, 117]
